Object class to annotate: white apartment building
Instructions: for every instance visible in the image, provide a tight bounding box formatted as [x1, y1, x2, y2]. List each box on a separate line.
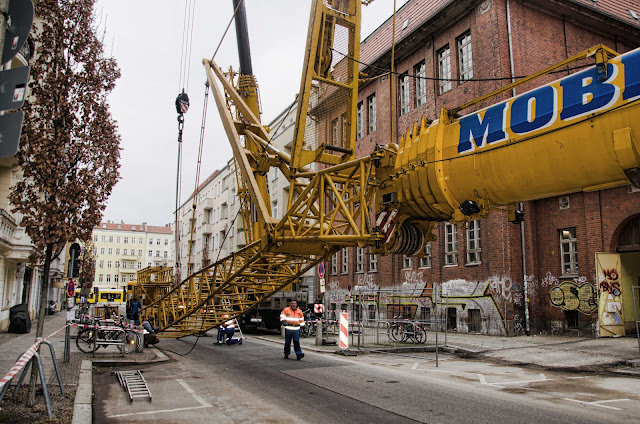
[92, 221, 174, 290]
[175, 160, 246, 278]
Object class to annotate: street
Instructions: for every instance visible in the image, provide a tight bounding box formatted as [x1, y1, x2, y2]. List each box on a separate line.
[93, 336, 640, 423]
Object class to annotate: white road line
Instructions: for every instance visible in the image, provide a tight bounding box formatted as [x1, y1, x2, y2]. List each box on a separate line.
[564, 398, 629, 411]
[177, 378, 212, 408]
[478, 374, 488, 385]
[566, 376, 588, 379]
[477, 373, 549, 386]
[411, 362, 419, 370]
[108, 405, 209, 418]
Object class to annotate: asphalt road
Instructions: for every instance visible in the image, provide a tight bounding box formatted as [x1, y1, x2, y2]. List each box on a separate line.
[94, 336, 640, 423]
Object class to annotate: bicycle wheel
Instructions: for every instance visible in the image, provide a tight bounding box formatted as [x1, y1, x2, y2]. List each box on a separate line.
[75, 328, 96, 353]
[388, 323, 403, 342]
[118, 330, 140, 354]
[413, 325, 427, 344]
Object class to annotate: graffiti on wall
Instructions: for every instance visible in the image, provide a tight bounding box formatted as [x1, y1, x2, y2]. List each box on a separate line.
[548, 280, 597, 314]
[403, 270, 425, 285]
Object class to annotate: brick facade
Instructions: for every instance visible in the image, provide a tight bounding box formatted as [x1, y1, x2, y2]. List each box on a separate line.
[321, 0, 640, 335]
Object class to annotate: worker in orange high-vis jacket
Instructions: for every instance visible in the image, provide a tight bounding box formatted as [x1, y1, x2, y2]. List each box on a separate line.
[280, 300, 305, 360]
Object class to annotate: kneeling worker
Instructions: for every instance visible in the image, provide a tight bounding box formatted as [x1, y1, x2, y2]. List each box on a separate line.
[217, 318, 242, 345]
[142, 316, 159, 348]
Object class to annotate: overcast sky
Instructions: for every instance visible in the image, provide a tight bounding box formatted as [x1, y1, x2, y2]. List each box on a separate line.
[96, 0, 407, 227]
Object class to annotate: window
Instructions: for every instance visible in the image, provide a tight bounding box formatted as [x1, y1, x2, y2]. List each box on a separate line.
[116, 236, 120, 243]
[93, 235, 98, 242]
[458, 31, 473, 81]
[560, 228, 578, 274]
[157, 239, 160, 245]
[106, 274, 111, 283]
[356, 247, 364, 273]
[369, 252, 377, 272]
[122, 262, 127, 269]
[331, 118, 339, 146]
[98, 274, 103, 282]
[124, 237, 128, 243]
[109, 236, 113, 242]
[438, 45, 451, 94]
[115, 261, 120, 269]
[231, 187, 236, 205]
[132, 237, 136, 244]
[108, 248, 113, 255]
[466, 220, 481, 264]
[341, 248, 349, 274]
[367, 93, 376, 133]
[420, 242, 432, 268]
[138, 250, 142, 256]
[444, 223, 458, 265]
[92, 248, 97, 255]
[149, 238, 153, 245]
[115, 248, 120, 255]
[356, 102, 363, 139]
[156, 251, 160, 257]
[272, 200, 278, 220]
[403, 255, 412, 269]
[100, 248, 105, 255]
[138, 262, 142, 269]
[164, 251, 168, 258]
[122, 275, 128, 283]
[114, 274, 119, 283]
[399, 72, 410, 115]
[132, 226, 136, 230]
[165, 239, 169, 246]
[123, 249, 128, 255]
[414, 61, 426, 107]
[331, 253, 338, 275]
[139, 238, 143, 244]
[148, 250, 152, 257]
[99, 260, 104, 269]
[101, 236, 106, 242]
[341, 113, 347, 148]
[107, 261, 112, 269]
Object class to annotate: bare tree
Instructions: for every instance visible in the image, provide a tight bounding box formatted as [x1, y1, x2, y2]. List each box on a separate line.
[9, 0, 120, 405]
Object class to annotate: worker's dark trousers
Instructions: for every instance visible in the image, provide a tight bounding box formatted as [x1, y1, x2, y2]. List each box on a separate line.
[284, 328, 302, 356]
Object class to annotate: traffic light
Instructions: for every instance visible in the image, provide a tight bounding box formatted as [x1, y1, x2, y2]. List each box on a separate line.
[0, 0, 34, 158]
[68, 243, 81, 278]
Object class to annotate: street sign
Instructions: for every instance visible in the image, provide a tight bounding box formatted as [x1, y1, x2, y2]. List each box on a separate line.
[66, 280, 75, 298]
[319, 278, 325, 293]
[2, 0, 34, 65]
[318, 262, 325, 278]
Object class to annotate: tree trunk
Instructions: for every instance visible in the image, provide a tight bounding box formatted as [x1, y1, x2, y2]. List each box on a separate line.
[26, 243, 53, 407]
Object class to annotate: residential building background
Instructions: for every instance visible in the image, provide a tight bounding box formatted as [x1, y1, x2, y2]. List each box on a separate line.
[91, 221, 173, 290]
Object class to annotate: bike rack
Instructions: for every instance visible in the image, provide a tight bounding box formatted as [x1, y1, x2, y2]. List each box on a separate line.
[0, 341, 65, 419]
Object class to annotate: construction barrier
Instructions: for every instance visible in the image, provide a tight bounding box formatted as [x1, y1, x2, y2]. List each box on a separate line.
[339, 312, 348, 350]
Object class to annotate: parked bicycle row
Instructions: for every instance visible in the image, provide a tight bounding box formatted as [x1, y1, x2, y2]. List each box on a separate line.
[71, 314, 147, 354]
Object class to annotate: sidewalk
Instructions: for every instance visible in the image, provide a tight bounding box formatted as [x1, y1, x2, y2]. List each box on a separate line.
[0, 311, 167, 423]
[252, 329, 640, 373]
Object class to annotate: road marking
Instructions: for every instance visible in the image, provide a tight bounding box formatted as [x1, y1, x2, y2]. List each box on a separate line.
[108, 405, 210, 418]
[564, 398, 629, 411]
[477, 373, 549, 388]
[177, 379, 212, 408]
[107, 379, 211, 418]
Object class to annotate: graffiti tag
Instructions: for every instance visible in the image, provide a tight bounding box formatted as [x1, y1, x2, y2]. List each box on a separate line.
[549, 281, 597, 314]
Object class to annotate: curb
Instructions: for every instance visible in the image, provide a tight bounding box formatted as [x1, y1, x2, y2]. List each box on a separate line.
[72, 347, 169, 423]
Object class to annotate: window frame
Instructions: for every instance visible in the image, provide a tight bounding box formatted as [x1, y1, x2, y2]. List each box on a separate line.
[438, 45, 451, 94]
[466, 220, 481, 265]
[367, 93, 376, 134]
[444, 222, 458, 266]
[414, 61, 426, 107]
[457, 31, 473, 82]
[399, 72, 410, 115]
[560, 227, 578, 275]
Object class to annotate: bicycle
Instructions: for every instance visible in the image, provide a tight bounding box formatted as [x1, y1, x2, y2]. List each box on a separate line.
[75, 317, 141, 354]
[388, 317, 427, 344]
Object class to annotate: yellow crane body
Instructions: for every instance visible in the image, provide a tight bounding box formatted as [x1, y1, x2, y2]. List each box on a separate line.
[385, 46, 640, 227]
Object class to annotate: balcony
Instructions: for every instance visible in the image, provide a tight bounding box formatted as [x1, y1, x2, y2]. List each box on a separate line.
[0, 209, 16, 256]
[201, 223, 214, 235]
[199, 198, 214, 210]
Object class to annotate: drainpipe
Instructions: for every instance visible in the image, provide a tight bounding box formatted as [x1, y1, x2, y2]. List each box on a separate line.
[506, 0, 530, 335]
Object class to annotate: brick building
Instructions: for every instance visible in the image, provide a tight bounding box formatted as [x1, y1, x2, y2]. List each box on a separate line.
[321, 0, 640, 335]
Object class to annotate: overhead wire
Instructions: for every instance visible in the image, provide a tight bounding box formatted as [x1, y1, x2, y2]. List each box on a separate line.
[211, 0, 244, 61]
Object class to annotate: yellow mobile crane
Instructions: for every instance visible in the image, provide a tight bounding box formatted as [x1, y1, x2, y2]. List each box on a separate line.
[136, 0, 640, 337]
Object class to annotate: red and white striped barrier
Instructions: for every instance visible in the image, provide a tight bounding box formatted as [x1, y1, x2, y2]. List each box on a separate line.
[339, 312, 348, 350]
[0, 323, 70, 391]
